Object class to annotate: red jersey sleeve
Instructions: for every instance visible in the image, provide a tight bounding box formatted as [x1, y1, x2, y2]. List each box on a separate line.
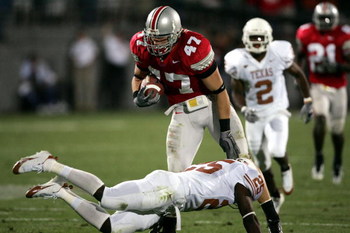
[129, 31, 150, 71]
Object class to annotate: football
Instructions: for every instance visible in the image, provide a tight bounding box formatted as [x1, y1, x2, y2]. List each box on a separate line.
[141, 75, 165, 97]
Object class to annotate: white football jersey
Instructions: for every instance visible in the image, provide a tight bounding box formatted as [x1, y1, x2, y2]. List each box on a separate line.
[225, 40, 294, 117]
[176, 159, 264, 211]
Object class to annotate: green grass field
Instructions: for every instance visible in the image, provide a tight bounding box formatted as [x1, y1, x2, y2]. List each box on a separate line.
[1, 111, 349, 233]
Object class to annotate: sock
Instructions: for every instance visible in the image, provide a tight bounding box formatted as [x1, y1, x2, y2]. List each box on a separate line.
[46, 161, 104, 196]
[59, 188, 110, 230]
[261, 200, 279, 223]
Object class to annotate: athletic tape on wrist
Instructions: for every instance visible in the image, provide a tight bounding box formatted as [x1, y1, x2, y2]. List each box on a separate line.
[242, 211, 256, 219]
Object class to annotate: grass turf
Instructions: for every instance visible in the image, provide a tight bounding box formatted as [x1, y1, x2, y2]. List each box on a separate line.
[0, 111, 349, 233]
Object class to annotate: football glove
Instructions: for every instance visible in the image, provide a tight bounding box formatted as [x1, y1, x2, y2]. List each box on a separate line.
[315, 58, 341, 74]
[149, 215, 176, 233]
[219, 130, 240, 159]
[300, 102, 313, 124]
[133, 86, 160, 107]
[241, 106, 259, 123]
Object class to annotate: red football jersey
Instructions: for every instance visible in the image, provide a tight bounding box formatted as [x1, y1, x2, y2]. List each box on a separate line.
[130, 29, 215, 105]
[296, 23, 350, 88]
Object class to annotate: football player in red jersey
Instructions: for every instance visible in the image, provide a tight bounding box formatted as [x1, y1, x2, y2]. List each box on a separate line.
[130, 6, 249, 172]
[296, 2, 350, 184]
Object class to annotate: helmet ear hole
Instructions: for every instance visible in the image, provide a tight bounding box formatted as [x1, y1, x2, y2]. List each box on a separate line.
[144, 6, 182, 56]
[242, 18, 273, 54]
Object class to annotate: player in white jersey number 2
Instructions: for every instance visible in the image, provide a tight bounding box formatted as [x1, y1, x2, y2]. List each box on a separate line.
[12, 151, 282, 233]
[225, 18, 312, 213]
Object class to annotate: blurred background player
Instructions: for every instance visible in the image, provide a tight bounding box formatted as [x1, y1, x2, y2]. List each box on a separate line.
[296, 2, 350, 184]
[13, 151, 283, 233]
[130, 6, 249, 172]
[225, 18, 312, 213]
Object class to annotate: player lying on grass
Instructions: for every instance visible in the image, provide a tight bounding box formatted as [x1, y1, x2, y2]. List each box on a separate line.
[12, 151, 282, 233]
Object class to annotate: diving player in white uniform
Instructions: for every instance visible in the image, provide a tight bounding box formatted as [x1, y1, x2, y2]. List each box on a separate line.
[224, 18, 312, 213]
[12, 150, 282, 233]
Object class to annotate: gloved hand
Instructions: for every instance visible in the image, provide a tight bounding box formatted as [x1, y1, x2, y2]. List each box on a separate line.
[219, 130, 240, 159]
[300, 101, 313, 124]
[241, 106, 259, 123]
[133, 86, 160, 107]
[315, 58, 341, 74]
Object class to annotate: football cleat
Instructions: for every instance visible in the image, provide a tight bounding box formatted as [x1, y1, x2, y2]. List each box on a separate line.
[281, 165, 293, 195]
[311, 164, 324, 180]
[332, 170, 343, 185]
[26, 176, 72, 199]
[272, 194, 284, 214]
[12, 151, 57, 174]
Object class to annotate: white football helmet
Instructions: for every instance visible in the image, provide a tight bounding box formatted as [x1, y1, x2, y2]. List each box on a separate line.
[144, 6, 182, 56]
[312, 2, 339, 31]
[242, 17, 273, 54]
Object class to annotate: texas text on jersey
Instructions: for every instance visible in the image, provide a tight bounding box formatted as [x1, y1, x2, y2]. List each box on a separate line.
[130, 29, 216, 106]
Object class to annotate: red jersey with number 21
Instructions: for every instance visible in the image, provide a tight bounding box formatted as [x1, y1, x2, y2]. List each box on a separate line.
[130, 29, 215, 106]
[296, 23, 350, 88]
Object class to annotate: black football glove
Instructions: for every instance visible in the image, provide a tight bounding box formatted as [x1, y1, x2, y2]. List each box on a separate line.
[315, 58, 341, 74]
[149, 215, 176, 233]
[133, 86, 160, 107]
[300, 102, 313, 124]
[241, 106, 259, 123]
[219, 130, 240, 159]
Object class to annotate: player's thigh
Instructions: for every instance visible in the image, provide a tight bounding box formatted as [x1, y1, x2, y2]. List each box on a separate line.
[167, 108, 206, 171]
[264, 114, 289, 158]
[110, 211, 160, 233]
[245, 120, 265, 155]
[310, 84, 330, 116]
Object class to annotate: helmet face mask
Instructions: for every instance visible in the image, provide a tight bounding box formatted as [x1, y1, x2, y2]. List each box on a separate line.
[312, 2, 339, 31]
[144, 6, 182, 56]
[242, 18, 273, 54]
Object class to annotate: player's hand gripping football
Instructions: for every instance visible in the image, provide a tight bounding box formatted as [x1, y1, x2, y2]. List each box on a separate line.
[300, 102, 313, 124]
[133, 86, 160, 107]
[219, 130, 240, 159]
[241, 106, 259, 123]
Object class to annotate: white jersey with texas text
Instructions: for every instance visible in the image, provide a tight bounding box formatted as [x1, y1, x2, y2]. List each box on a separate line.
[225, 40, 294, 117]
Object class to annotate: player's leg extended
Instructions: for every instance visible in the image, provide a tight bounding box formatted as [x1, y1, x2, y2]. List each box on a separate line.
[310, 84, 330, 179]
[13, 151, 105, 198]
[166, 106, 206, 172]
[329, 87, 347, 184]
[25, 176, 111, 233]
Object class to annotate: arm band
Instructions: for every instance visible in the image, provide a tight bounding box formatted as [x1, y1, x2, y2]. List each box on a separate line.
[212, 83, 226, 94]
[242, 211, 256, 219]
[219, 119, 230, 132]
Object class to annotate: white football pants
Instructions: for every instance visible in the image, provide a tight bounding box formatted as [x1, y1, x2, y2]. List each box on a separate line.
[166, 98, 248, 172]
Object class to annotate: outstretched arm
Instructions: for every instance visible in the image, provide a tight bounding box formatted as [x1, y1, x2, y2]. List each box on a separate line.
[235, 183, 262, 233]
[202, 68, 241, 159]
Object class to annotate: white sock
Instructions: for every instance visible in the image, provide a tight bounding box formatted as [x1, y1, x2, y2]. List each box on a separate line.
[59, 188, 110, 230]
[46, 162, 104, 195]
